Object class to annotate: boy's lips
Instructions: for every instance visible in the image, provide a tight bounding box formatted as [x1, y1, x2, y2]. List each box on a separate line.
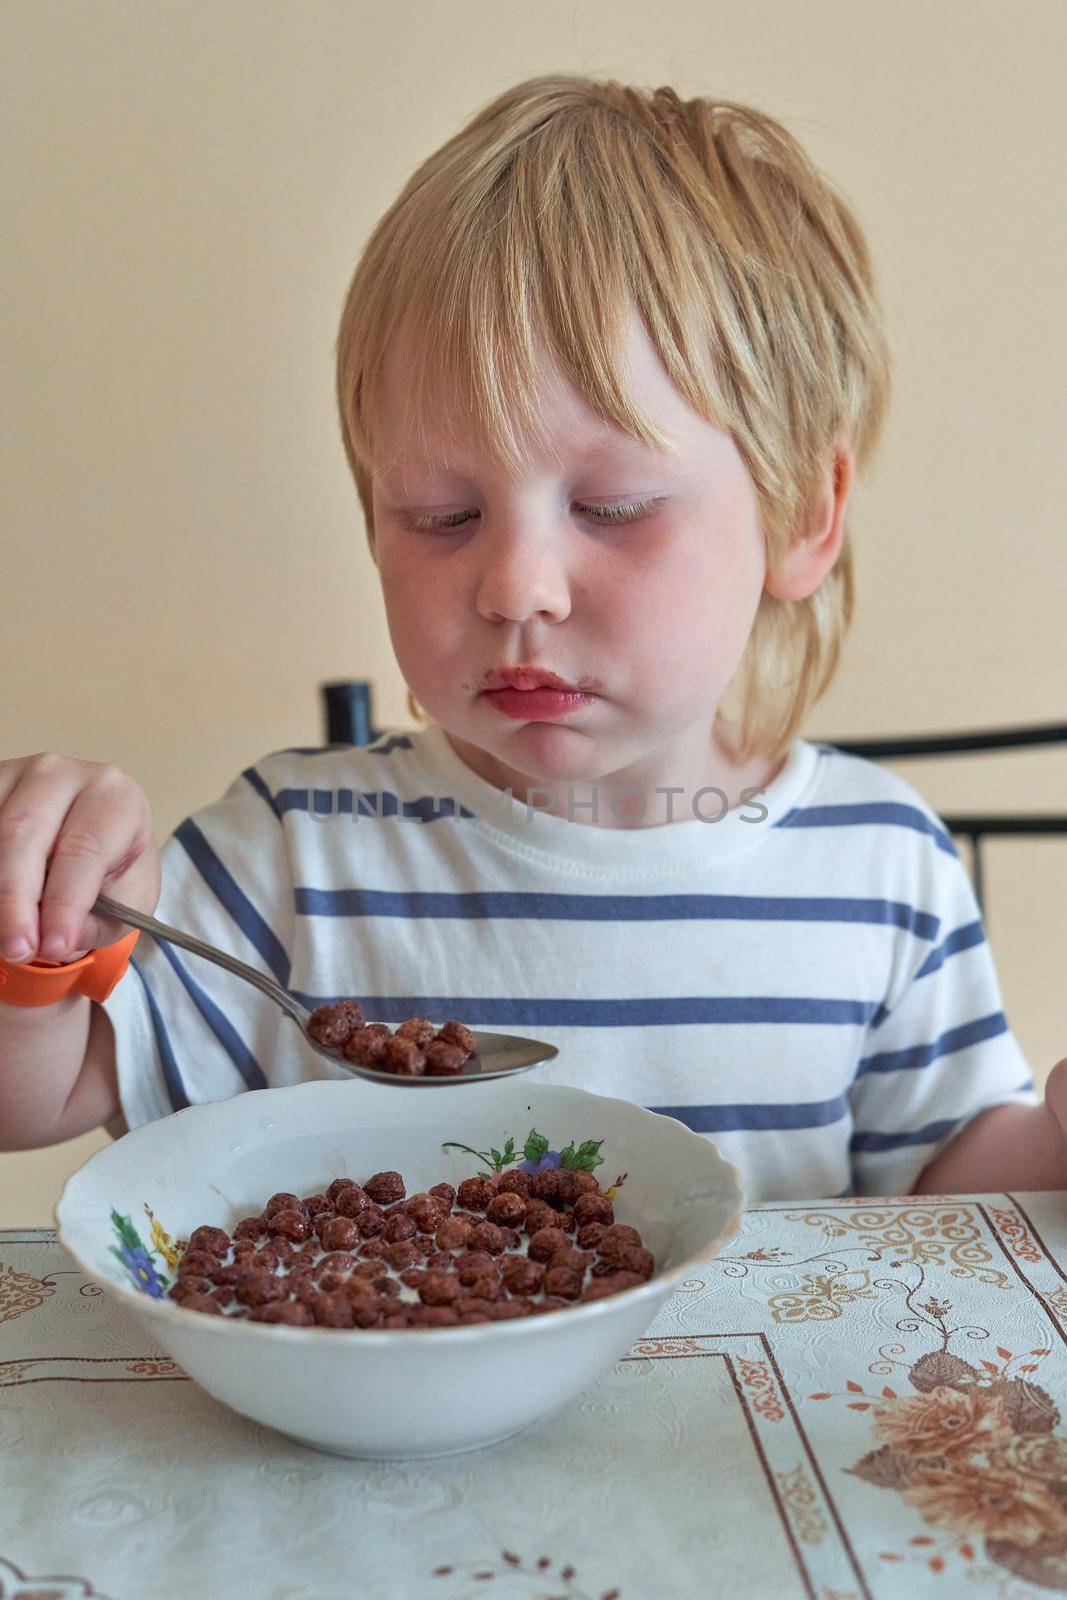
[477, 666, 603, 719]
[480, 666, 600, 693]
[483, 685, 597, 721]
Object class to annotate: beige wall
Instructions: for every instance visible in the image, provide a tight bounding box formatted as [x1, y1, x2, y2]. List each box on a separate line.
[3, 1, 1065, 1223]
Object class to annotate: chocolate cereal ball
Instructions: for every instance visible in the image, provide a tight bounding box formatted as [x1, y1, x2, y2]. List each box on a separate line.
[378, 1035, 426, 1076]
[312, 1210, 339, 1241]
[382, 1210, 417, 1243]
[312, 1292, 355, 1328]
[177, 1249, 220, 1280]
[232, 1215, 266, 1241]
[327, 1177, 360, 1202]
[467, 1221, 506, 1256]
[543, 1265, 585, 1299]
[573, 1192, 614, 1227]
[175, 1291, 221, 1315]
[307, 999, 366, 1048]
[527, 1226, 570, 1263]
[485, 1192, 527, 1228]
[319, 1216, 360, 1253]
[355, 1206, 384, 1237]
[456, 1176, 494, 1212]
[335, 1184, 371, 1218]
[385, 1240, 422, 1272]
[581, 1270, 646, 1302]
[596, 1224, 643, 1264]
[342, 1027, 390, 1067]
[253, 1300, 315, 1325]
[411, 1304, 461, 1327]
[419, 1271, 461, 1306]
[501, 1256, 545, 1296]
[267, 1209, 309, 1243]
[523, 1199, 559, 1235]
[405, 1194, 448, 1233]
[436, 1020, 476, 1054]
[394, 1016, 437, 1047]
[435, 1217, 473, 1253]
[557, 1170, 600, 1206]
[187, 1225, 230, 1257]
[423, 1039, 468, 1077]
[363, 1171, 406, 1206]
[497, 1170, 534, 1199]
[455, 1250, 496, 1286]
[235, 1272, 288, 1308]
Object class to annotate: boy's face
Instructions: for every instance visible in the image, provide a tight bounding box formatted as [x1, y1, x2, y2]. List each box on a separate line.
[369, 308, 775, 814]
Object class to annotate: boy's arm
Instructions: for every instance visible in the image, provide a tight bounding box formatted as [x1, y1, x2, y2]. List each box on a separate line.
[911, 1063, 1067, 1193]
[848, 822, 1040, 1197]
[0, 993, 119, 1150]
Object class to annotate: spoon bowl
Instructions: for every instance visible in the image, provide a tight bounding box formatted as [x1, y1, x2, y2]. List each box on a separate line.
[92, 893, 559, 1086]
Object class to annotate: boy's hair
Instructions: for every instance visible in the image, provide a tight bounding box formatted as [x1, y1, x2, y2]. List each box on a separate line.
[335, 74, 892, 760]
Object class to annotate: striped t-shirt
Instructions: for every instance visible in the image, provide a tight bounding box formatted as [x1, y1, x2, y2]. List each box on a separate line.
[101, 722, 1037, 1202]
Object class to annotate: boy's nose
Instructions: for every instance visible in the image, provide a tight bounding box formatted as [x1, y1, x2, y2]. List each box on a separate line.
[474, 524, 573, 626]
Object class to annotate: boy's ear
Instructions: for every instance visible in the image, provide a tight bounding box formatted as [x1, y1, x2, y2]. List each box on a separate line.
[764, 443, 856, 602]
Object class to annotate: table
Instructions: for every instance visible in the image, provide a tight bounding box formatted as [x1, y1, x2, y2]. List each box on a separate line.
[4, 1192, 1067, 1599]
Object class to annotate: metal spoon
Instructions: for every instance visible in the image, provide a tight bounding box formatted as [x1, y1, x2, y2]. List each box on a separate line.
[92, 892, 559, 1086]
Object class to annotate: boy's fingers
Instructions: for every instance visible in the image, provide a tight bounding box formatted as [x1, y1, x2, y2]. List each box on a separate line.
[37, 773, 153, 960]
[0, 759, 88, 960]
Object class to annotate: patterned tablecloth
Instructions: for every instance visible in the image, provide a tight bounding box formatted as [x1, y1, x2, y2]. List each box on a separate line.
[5, 1193, 1067, 1599]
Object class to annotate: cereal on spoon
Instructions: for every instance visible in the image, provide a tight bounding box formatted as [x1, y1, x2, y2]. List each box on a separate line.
[307, 1002, 475, 1077]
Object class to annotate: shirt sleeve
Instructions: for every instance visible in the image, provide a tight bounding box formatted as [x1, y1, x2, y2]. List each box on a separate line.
[848, 825, 1039, 1197]
[99, 758, 326, 1131]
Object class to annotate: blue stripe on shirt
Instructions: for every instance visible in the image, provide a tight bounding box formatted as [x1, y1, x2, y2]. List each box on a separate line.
[914, 920, 985, 980]
[776, 802, 957, 857]
[241, 766, 282, 821]
[851, 1114, 963, 1153]
[174, 817, 290, 987]
[154, 939, 268, 1092]
[851, 1079, 1036, 1154]
[292, 886, 939, 938]
[649, 1094, 849, 1133]
[130, 955, 189, 1112]
[855, 1012, 1008, 1078]
[289, 993, 880, 1027]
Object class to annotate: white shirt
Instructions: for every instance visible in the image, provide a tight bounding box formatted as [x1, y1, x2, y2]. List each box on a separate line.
[102, 723, 1037, 1201]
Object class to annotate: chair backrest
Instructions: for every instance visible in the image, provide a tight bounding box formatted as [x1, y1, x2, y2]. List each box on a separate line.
[320, 684, 1067, 921]
[822, 721, 1067, 920]
[321, 680, 383, 748]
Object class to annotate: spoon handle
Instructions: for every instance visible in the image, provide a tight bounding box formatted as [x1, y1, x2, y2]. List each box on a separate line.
[93, 892, 308, 1028]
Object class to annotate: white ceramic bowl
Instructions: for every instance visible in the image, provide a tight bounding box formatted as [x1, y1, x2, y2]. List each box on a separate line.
[56, 1078, 744, 1459]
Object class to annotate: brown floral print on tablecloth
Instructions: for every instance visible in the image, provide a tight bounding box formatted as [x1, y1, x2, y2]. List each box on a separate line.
[0, 1550, 113, 1598]
[708, 1203, 1013, 1330]
[0, 1263, 57, 1326]
[814, 1333, 1067, 1587]
[431, 1548, 621, 1597]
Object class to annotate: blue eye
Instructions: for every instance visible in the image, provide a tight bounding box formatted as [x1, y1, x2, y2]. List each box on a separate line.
[409, 499, 660, 532]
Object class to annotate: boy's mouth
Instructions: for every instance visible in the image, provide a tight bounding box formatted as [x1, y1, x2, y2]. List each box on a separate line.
[481, 665, 595, 693]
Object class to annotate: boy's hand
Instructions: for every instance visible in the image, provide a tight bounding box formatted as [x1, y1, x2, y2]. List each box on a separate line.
[1044, 1057, 1067, 1145]
[0, 754, 160, 965]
